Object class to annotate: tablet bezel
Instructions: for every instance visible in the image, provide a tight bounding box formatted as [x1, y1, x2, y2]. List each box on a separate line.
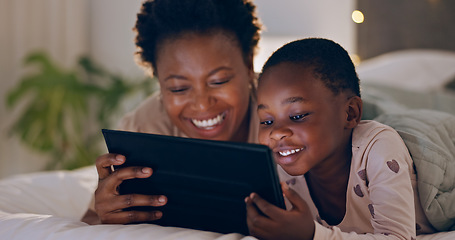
[102, 129, 285, 235]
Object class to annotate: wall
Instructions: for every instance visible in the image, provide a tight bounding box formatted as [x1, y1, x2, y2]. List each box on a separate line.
[0, 0, 90, 178]
[253, 0, 356, 72]
[89, 0, 144, 79]
[357, 0, 455, 60]
[89, 0, 357, 75]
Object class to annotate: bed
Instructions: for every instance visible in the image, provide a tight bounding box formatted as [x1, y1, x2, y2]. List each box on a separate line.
[357, 49, 455, 116]
[0, 165, 454, 240]
[1, 50, 455, 239]
[0, 166, 254, 240]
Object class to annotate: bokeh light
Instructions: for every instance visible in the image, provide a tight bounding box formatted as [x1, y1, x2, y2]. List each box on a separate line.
[352, 10, 364, 24]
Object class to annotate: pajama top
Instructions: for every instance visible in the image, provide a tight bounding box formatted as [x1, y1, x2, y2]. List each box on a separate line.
[278, 120, 435, 239]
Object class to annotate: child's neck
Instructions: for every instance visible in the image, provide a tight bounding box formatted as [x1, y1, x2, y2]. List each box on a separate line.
[305, 146, 352, 226]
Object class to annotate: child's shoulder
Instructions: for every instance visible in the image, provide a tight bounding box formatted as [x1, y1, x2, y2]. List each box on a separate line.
[353, 120, 399, 142]
[352, 120, 409, 160]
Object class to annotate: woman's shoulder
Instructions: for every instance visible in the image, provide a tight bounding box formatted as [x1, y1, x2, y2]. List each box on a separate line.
[117, 92, 176, 135]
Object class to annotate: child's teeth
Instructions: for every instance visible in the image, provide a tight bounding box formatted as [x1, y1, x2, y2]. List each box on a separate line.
[279, 148, 303, 157]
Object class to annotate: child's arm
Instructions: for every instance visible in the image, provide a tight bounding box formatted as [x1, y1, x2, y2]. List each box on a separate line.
[245, 182, 315, 240]
[245, 183, 412, 240]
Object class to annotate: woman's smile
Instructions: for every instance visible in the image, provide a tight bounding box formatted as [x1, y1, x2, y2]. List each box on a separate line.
[190, 111, 226, 129]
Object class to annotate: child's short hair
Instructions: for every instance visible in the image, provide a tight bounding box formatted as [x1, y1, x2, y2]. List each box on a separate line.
[259, 38, 361, 97]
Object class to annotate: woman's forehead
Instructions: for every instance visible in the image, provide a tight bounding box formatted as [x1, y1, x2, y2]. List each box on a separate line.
[155, 32, 247, 76]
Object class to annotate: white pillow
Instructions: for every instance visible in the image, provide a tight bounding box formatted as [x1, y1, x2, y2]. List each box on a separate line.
[357, 49, 455, 92]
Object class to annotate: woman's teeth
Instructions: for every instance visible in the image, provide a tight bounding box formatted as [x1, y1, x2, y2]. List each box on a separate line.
[279, 148, 303, 157]
[191, 113, 225, 129]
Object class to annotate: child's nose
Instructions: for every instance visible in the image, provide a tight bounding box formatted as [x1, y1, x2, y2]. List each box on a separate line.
[270, 124, 292, 140]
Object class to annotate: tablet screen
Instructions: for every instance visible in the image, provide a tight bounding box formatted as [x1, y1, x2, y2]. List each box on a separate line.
[102, 129, 285, 235]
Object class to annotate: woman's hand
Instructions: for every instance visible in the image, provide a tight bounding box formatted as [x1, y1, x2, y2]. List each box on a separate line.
[94, 153, 168, 224]
[245, 182, 315, 240]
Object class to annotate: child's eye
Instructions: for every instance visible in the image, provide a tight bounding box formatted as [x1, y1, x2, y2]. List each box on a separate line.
[290, 113, 309, 121]
[260, 120, 273, 126]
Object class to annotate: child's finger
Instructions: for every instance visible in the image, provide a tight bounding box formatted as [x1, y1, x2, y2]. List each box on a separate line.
[245, 196, 272, 237]
[248, 192, 284, 219]
[281, 182, 308, 211]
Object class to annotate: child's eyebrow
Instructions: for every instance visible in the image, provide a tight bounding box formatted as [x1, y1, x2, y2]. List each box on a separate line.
[257, 104, 267, 110]
[282, 96, 305, 104]
[257, 96, 306, 111]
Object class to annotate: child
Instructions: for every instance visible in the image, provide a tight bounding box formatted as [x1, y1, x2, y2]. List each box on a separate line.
[245, 38, 434, 239]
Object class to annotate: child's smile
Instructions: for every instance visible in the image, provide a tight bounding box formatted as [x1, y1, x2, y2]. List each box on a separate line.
[273, 145, 305, 166]
[278, 147, 304, 157]
[275, 145, 304, 166]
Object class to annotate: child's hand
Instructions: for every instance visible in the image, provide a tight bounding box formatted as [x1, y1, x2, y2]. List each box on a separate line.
[94, 153, 167, 224]
[245, 182, 315, 240]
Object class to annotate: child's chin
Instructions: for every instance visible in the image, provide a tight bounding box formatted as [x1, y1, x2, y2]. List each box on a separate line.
[282, 165, 306, 176]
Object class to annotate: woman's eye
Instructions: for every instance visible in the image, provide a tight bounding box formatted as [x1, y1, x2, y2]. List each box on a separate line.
[168, 87, 189, 93]
[260, 120, 273, 126]
[210, 77, 231, 86]
[290, 113, 309, 121]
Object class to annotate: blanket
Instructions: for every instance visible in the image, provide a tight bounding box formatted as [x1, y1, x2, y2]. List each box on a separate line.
[375, 109, 455, 231]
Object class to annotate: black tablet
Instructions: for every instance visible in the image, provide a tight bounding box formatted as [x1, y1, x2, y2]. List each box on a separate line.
[102, 129, 285, 235]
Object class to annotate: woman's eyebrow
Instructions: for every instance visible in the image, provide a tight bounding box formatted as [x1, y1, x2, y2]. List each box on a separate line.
[163, 74, 187, 82]
[208, 66, 233, 76]
[163, 66, 233, 81]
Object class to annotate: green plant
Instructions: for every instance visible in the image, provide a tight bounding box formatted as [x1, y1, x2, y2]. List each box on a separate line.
[6, 52, 156, 170]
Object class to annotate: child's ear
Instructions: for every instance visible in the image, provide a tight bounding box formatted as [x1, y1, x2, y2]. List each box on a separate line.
[345, 96, 362, 129]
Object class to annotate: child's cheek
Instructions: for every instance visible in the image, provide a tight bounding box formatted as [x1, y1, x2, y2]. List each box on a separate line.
[258, 131, 269, 146]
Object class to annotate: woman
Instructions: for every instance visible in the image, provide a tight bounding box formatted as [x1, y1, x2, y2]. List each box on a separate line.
[82, 0, 262, 225]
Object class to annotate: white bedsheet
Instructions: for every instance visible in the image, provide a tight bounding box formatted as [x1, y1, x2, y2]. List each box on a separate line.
[0, 166, 254, 240]
[0, 166, 454, 239]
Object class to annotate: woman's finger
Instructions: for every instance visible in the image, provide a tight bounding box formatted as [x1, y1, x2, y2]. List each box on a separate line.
[107, 194, 167, 213]
[100, 166, 153, 194]
[100, 209, 164, 224]
[96, 153, 126, 180]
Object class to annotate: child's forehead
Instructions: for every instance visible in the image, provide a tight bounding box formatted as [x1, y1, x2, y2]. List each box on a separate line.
[259, 62, 319, 87]
[257, 62, 345, 103]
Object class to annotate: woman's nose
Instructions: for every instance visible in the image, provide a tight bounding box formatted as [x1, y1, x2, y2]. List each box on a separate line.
[191, 89, 215, 111]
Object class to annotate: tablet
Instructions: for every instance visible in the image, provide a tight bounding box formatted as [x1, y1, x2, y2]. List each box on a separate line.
[102, 129, 285, 235]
